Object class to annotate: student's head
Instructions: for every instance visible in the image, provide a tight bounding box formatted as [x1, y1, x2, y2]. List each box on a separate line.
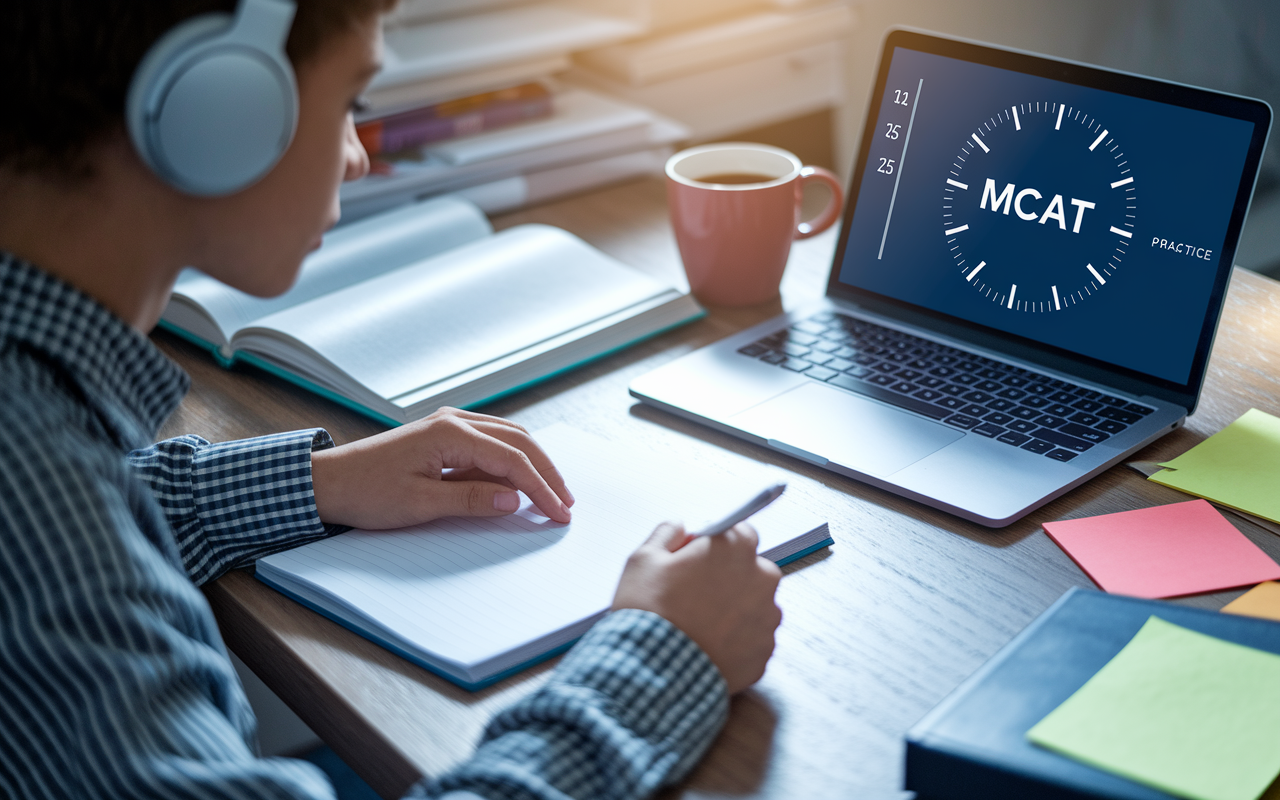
[0, 0, 395, 299]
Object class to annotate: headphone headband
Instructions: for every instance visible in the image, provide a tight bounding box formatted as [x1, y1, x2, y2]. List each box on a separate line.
[126, 0, 299, 196]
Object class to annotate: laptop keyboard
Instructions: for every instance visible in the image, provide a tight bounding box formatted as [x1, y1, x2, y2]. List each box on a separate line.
[737, 312, 1155, 463]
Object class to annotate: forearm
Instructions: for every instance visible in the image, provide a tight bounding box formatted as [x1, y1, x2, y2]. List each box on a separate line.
[412, 610, 728, 800]
[128, 429, 344, 585]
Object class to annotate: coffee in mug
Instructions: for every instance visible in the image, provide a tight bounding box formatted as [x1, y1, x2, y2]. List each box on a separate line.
[666, 142, 844, 306]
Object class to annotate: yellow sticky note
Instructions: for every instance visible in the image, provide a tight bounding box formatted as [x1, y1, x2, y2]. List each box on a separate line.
[1223, 582, 1280, 622]
[1150, 409, 1280, 525]
[1028, 616, 1280, 800]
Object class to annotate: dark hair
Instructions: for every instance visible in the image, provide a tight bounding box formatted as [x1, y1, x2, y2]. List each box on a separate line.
[0, 0, 396, 176]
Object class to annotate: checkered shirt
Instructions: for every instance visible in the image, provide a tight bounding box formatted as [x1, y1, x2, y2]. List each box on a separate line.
[0, 254, 728, 800]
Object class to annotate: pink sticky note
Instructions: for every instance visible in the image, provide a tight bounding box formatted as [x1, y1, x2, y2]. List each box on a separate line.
[1043, 499, 1280, 599]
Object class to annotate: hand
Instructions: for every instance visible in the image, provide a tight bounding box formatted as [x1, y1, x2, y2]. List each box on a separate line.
[310, 407, 574, 529]
[611, 522, 782, 694]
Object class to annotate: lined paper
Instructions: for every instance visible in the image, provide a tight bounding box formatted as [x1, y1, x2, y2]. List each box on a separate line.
[257, 424, 827, 678]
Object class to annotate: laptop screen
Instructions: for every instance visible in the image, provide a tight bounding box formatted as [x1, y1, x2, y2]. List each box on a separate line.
[830, 31, 1270, 408]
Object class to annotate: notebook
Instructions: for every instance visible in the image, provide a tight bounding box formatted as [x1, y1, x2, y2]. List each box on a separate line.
[630, 29, 1272, 527]
[255, 424, 832, 690]
[161, 195, 702, 426]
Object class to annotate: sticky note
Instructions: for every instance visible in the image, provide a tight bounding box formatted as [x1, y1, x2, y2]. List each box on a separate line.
[1150, 409, 1280, 525]
[1043, 499, 1280, 598]
[1223, 582, 1280, 622]
[1028, 616, 1280, 800]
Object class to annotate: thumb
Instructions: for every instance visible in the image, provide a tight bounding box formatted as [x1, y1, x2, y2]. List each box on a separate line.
[644, 521, 691, 553]
[424, 480, 524, 519]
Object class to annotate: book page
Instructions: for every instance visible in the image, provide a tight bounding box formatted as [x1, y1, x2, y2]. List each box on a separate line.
[256, 424, 826, 670]
[235, 224, 670, 401]
[165, 196, 492, 342]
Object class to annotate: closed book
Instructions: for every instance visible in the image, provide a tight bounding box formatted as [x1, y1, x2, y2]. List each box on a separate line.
[904, 588, 1280, 800]
[357, 85, 554, 155]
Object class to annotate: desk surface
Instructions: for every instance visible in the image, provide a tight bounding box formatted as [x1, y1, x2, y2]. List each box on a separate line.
[157, 177, 1280, 799]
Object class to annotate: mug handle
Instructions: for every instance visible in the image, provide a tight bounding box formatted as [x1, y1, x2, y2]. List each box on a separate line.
[794, 166, 844, 240]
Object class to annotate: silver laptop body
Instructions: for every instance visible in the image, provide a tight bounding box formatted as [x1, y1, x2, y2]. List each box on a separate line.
[631, 30, 1271, 527]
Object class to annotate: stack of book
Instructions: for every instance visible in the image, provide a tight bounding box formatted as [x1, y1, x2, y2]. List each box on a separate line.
[340, 0, 856, 222]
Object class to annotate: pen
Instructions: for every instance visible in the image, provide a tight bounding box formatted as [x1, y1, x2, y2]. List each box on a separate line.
[690, 483, 787, 537]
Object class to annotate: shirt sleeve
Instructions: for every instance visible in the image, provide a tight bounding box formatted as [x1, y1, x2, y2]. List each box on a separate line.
[127, 429, 344, 586]
[411, 609, 729, 800]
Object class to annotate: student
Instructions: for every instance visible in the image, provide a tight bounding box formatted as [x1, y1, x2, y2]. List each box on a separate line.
[0, 2, 783, 798]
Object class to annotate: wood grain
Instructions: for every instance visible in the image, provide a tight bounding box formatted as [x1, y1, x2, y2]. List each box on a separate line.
[163, 177, 1280, 798]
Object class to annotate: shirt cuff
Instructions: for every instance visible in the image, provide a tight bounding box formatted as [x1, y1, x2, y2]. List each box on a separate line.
[419, 609, 728, 800]
[183, 429, 340, 582]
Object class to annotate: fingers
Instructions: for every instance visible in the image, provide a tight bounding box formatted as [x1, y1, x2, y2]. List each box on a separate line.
[427, 410, 573, 524]
[421, 479, 529, 519]
[644, 521, 691, 553]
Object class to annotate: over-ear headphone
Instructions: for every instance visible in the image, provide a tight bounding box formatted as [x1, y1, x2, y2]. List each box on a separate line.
[126, 0, 298, 197]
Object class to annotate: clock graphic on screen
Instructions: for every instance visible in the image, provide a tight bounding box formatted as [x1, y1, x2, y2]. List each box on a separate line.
[941, 102, 1137, 312]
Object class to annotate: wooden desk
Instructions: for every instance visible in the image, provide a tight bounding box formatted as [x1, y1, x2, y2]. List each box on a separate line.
[156, 177, 1280, 799]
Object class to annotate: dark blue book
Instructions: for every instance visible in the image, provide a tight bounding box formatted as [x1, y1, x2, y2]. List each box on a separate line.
[904, 587, 1280, 800]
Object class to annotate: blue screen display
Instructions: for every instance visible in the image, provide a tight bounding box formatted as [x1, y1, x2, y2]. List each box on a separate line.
[837, 47, 1257, 386]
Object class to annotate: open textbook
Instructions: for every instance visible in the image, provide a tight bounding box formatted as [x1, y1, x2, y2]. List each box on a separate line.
[256, 424, 833, 690]
[160, 196, 702, 425]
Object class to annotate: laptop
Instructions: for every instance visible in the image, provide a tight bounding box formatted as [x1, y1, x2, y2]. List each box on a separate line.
[630, 29, 1272, 527]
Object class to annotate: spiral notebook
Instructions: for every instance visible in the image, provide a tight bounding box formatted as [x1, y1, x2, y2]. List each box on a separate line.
[255, 424, 832, 690]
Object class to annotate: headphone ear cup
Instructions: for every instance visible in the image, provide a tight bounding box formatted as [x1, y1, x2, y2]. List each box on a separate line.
[126, 8, 298, 196]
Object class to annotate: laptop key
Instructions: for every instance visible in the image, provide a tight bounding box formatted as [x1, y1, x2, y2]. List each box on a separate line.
[1022, 396, 1050, 409]
[1002, 375, 1030, 387]
[1072, 399, 1103, 413]
[1046, 449, 1079, 462]
[962, 391, 994, 404]
[1125, 402, 1155, 415]
[996, 387, 1027, 400]
[973, 422, 1004, 438]
[1099, 407, 1143, 425]
[1048, 391, 1077, 404]
[873, 362, 899, 373]
[960, 404, 988, 416]
[1098, 393, 1127, 406]
[945, 414, 980, 430]
[804, 352, 834, 366]
[975, 380, 1002, 392]
[897, 369, 925, 382]
[953, 374, 980, 385]
[806, 366, 839, 381]
[834, 346, 858, 359]
[825, 373, 953, 420]
[1060, 422, 1109, 443]
[1069, 412, 1100, 426]
[1096, 419, 1127, 434]
[792, 320, 828, 334]
[761, 352, 787, 365]
[1033, 415, 1067, 428]
[928, 366, 957, 377]
[782, 342, 810, 357]
[1021, 439, 1055, 455]
[918, 376, 945, 388]
[1033, 428, 1095, 452]
[1074, 388, 1101, 400]
[813, 340, 842, 353]
[1025, 383, 1053, 395]
[1010, 407, 1040, 420]
[986, 398, 1016, 412]
[913, 389, 945, 402]
[869, 374, 896, 386]
[1008, 420, 1038, 434]
[781, 358, 811, 372]
[891, 381, 919, 394]
[938, 384, 966, 396]
[984, 411, 1015, 426]
[997, 431, 1031, 446]
[844, 365, 872, 378]
[937, 396, 966, 410]
[1046, 403, 1074, 416]
[738, 344, 769, 357]
[787, 331, 820, 346]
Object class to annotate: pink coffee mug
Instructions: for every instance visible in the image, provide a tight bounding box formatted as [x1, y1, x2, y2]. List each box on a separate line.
[666, 142, 843, 306]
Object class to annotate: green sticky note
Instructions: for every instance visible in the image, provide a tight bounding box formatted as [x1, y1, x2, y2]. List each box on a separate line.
[1027, 616, 1280, 800]
[1150, 408, 1280, 525]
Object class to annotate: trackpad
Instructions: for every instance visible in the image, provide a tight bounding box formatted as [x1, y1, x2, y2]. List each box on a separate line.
[729, 382, 964, 477]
